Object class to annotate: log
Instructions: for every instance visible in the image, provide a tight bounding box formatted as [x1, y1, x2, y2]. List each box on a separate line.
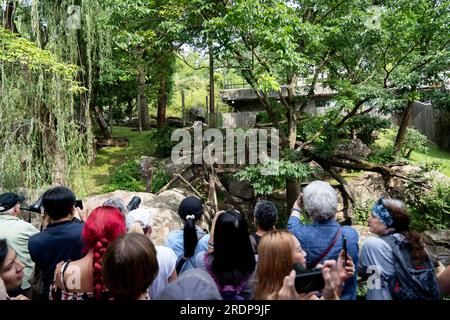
[96, 137, 129, 148]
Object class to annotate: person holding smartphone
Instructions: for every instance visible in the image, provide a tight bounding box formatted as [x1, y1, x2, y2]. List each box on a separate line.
[254, 230, 355, 300]
[287, 181, 360, 300]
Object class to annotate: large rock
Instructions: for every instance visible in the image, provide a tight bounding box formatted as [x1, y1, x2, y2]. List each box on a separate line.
[82, 188, 205, 246]
[422, 229, 450, 266]
[228, 179, 255, 200]
[336, 138, 371, 159]
[352, 225, 374, 251]
[348, 172, 387, 205]
[163, 156, 194, 181]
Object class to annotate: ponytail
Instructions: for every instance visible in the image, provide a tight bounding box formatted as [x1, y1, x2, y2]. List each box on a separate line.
[178, 196, 204, 258]
[92, 238, 108, 300]
[384, 200, 428, 264]
[183, 218, 198, 258]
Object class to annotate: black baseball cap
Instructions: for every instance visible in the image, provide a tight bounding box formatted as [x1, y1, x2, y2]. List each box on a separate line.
[0, 193, 25, 213]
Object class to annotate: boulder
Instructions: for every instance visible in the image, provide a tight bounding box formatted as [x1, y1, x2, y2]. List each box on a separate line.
[421, 229, 450, 266]
[336, 138, 371, 159]
[347, 172, 387, 205]
[228, 179, 255, 200]
[163, 156, 194, 181]
[81, 188, 205, 246]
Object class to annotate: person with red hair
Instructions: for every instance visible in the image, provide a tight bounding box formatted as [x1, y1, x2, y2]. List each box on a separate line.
[50, 206, 126, 300]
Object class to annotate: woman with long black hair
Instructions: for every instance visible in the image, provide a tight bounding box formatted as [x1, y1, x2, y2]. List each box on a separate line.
[196, 209, 256, 300]
[165, 197, 210, 274]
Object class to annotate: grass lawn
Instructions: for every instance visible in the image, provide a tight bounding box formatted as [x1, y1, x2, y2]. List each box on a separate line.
[376, 129, 450, 177]
[72, 126, 157, 197]
[334, 129, 450, 183]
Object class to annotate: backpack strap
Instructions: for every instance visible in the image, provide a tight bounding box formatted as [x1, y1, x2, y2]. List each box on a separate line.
[309, 227, 342, 268]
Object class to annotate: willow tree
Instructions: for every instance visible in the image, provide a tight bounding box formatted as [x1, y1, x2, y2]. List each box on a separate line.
[0, 0, 112, 191]
[0, 27, 84, 190]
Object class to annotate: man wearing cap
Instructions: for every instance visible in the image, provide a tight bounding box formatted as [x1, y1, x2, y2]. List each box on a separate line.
[0, 192, 39, 295]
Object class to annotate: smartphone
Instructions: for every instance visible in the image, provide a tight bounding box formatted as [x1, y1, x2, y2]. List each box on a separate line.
[293, 263, 325, 293]
[75, 200, 83, 210]
[342, 235, 348, 268]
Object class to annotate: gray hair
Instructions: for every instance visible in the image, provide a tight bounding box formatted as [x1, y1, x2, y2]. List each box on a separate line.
[103, 198, 127, 217]
[302, 180, 338, 222]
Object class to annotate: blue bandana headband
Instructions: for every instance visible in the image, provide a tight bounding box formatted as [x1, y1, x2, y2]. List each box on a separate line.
[371, 198, 394, 227]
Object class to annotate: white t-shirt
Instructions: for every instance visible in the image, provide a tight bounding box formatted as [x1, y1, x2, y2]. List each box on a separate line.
[149, 246, 177, 299]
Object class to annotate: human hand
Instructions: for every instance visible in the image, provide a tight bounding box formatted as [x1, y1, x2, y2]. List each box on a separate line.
[73, 206, 89, 222]
[277, 270, 319, 300]
[293, 193, 303, 210]
[319, 260, 340, 300]
[336, 249, 355, 285]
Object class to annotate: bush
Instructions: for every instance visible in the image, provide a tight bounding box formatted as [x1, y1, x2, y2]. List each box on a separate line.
[401, 128, 428, 158]
[345, 114, 391, 145]
[353, 200, 375, 226]
[407, 181, 450, 231]
[235, 159, 314, 196]
[103, 159, 144, 193]
[367, 145, 395, 164]
[148, 126, 178, 158]
[151, 169, 170, 193]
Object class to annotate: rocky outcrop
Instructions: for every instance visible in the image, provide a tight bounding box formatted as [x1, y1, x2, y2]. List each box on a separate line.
[336, 138, 371, 159]
[83, 189, 207, 246]
[226, 179, 255, 200]
[422, 230, 450, 266]
[347, 165, 450, 206]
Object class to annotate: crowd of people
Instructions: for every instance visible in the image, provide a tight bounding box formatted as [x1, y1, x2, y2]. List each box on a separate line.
[0, 180, 448, 300]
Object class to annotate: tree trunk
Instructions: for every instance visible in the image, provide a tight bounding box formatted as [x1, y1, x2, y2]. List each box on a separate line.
[93, 105, 111, 139]
[126, 99, 134, 121]
[137, 67, 150, 130]
[4, 1, 17, 32]
[209, 43, 216, 128]
[394, 98, 414, 156]
[286, 95, 299, 210]
[157, 71, 167, 129]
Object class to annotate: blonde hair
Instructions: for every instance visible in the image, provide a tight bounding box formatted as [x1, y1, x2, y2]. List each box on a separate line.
[254, 230, 296, 300]
[128, 222, 145, 235]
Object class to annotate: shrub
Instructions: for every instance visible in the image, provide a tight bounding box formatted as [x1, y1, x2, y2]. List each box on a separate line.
[407, 181, 450, 231]
[353, 200, 375, 226]
[401, 128, 428, 158]
[345, 114, 391, 145]
[103, 159, 144, 193]
[151, 169, 170, 193]
[235, 159, 314, 196]
[367, 145, 395, 164]
[148, 126, 178, 158]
